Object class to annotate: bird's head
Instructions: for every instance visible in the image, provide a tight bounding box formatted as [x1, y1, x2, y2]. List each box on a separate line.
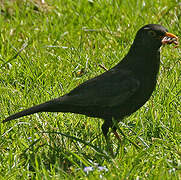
[133, 24, 178, 50]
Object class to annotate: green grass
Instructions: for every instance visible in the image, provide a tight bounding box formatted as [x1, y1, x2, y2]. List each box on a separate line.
[0, 0, 180, 179]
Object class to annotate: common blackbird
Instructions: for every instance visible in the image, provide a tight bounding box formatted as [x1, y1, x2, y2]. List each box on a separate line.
[3, 24, 178, 140]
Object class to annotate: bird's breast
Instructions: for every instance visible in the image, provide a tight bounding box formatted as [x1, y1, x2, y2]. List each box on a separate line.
[129, 63, 160, 112]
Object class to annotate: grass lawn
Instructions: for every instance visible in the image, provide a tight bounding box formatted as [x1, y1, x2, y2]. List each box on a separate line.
[0, 0, 180, 179]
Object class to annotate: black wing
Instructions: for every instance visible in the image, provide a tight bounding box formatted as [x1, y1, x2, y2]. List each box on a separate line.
[60, 69, 140, 107]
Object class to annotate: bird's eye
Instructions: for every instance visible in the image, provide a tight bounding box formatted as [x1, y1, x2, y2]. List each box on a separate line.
[148, 30, 157, 37]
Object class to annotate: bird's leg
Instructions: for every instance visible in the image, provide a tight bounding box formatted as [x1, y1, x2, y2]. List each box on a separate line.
[101, 121, 114, 156]
[101, 121, 110, 144]
[112, 118, 126, 143]
[113, 130, 122, 143]
[112, 125, 127, 157]
[112, 126, 127, 142]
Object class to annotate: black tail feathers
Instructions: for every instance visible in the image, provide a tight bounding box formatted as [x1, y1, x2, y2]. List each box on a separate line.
[3, 100, 54, 123]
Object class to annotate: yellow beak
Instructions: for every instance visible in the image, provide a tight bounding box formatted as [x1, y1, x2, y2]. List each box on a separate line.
[165, 32, 178, 39]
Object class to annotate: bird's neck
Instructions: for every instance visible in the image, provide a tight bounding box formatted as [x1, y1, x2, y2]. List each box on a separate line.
[128, 43, 161, 57]
[122, 44, 161, 75]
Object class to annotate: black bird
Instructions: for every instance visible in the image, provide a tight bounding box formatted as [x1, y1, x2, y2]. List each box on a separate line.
[3, 24, 178, 140]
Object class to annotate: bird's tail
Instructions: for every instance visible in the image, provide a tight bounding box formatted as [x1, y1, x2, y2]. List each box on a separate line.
[3, 100, 58, 123]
